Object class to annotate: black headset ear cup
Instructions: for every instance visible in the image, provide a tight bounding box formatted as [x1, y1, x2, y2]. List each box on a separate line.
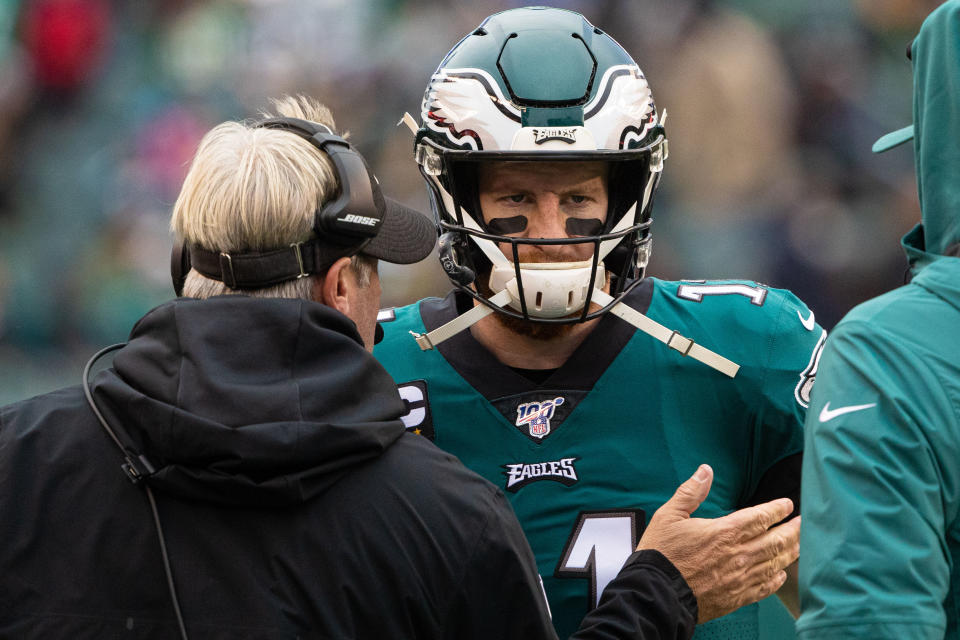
[171, 240, 190, 297]
[254, 117, 383, 241]
[314, 140, 383, 239]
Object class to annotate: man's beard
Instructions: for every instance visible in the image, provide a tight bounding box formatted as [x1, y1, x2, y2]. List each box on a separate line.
[475, 266, 599, 341]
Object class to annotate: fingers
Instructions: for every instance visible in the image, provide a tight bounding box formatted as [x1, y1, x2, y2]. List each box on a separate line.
[719, 497, 794, 542]
[757, 517, 799, 568]
[752, 569, 788, 604]
[696, 558, 792, 622]
[696, 568, 788, 624]
[660, 464, 714, 518]
[696, 561, 790, 623]
[737, 517, 800, 585]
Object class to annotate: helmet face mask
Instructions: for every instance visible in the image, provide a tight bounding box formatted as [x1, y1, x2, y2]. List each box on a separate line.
[415, 7, 667, 324]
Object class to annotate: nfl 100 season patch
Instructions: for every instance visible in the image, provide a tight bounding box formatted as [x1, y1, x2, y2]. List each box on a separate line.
[492, 391, 586, 443]
[516, 397, 565, 439]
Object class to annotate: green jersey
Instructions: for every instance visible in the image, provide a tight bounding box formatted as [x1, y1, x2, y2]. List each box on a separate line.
[376, 278, 824, 639]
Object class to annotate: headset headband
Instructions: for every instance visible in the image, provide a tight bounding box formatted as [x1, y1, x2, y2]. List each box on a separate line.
[257, 117, 386, 240]
[171, 118, 386, 295]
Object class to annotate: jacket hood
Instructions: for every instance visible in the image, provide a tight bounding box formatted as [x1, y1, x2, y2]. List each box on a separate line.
[91, 296, 406, 507]
[909, 0, 960, 260]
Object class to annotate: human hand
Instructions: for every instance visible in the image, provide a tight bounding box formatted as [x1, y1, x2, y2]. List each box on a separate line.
[635, 464, 800, 623]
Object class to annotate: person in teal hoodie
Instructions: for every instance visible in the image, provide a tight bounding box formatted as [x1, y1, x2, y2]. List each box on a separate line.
[797, 2, 960, 638]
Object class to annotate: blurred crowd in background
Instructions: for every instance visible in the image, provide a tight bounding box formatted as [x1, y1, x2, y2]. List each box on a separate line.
[0, 0, 937, 404]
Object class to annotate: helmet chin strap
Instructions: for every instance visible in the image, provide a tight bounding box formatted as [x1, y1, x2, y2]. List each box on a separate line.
[591, 290, 740, 378]
[411, 287, 738, 377]
[411, 288, 512, 351]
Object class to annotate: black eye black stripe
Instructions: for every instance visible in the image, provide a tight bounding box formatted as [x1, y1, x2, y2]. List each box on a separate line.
[566, 218, 604, 236]
[487, 216, 527, 234]
[485, 216, 604, 236]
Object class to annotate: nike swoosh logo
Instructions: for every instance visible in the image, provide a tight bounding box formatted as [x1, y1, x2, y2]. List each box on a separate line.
[819, 402, 877, 423]
[798, 309, 816, 331]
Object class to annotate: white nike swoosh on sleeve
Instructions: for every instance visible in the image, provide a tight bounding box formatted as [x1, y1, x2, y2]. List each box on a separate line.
[818, 401, 877, 423]
[798, 309, 816, 331]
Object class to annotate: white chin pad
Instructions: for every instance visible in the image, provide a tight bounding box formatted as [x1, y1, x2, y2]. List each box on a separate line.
[488, 261, 606, 318]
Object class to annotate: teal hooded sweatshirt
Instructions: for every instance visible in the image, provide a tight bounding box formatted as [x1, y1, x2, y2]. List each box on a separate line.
[797, 2, 960, 639]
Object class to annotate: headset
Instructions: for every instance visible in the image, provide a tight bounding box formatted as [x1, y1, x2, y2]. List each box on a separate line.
[171, 117, 385, 296]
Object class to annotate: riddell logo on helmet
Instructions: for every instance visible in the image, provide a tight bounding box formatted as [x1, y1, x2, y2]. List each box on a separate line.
[532, 128, 578, 145]
[340, 214, 378, 226]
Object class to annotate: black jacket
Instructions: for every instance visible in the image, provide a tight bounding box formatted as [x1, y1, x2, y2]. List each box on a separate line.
[0, 296, 695, 639]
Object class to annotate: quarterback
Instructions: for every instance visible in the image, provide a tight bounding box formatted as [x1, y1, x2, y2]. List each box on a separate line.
[375, 7, 824, 639]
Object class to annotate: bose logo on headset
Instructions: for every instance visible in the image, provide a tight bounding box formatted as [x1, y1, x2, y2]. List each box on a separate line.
[341, 214, 379, 226]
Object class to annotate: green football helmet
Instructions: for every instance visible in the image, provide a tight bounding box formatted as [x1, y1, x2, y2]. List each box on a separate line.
[414, 6, 667, 323]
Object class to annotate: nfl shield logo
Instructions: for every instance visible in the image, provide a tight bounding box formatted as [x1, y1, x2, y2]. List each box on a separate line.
[529, 416, 550, 438]
[516, 397, 565, 439]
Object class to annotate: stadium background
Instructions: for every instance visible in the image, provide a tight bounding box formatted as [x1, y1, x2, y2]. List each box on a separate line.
[0, 0, 934, 407]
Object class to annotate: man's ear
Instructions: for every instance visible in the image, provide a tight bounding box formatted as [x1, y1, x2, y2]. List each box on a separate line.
[314, 256, 355, 316]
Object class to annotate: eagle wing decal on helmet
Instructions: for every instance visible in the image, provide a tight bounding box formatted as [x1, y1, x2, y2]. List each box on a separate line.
[583, 65, 657, 150]
[424, 68, 521, 151]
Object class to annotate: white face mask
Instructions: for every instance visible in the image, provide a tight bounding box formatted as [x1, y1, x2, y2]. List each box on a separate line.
[487, 260, 606, 319]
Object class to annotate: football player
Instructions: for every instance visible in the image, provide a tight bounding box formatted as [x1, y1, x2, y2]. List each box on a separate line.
[375, 7, 824, 639]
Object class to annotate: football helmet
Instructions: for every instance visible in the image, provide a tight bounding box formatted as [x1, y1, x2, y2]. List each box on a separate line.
[414, 6, 667, 324]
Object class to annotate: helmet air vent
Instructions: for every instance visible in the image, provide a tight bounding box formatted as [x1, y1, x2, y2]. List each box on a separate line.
[497, 28, 595, 107]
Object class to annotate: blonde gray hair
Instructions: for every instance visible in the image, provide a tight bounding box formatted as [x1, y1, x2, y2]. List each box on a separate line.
[171, 95, 374, 299]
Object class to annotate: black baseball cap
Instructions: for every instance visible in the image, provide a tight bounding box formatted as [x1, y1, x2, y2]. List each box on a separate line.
[360, 195, 437, 265]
